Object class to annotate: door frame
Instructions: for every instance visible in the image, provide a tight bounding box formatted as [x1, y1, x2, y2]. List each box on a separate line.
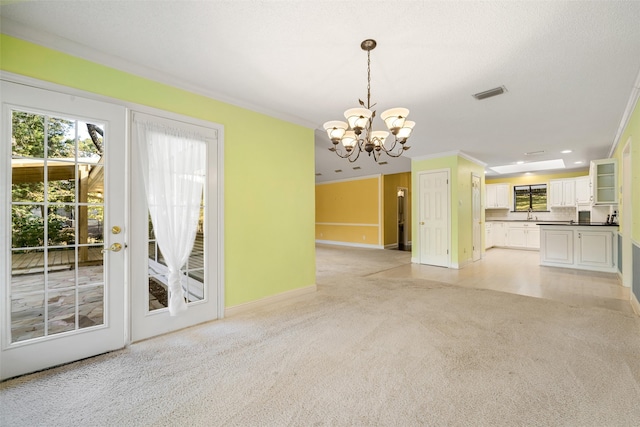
[397, 186, 409, 249]
[622, 138, 632, 288]
[129, 108, 225, 341]
[471, 173, 481, 262]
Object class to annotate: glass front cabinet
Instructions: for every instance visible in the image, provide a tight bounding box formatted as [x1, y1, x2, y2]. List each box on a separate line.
[590, 159, 617, 205]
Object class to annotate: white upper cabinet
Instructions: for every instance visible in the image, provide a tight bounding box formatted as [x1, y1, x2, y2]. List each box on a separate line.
[575, 176, 591, 205]
[590, 159, 618, 205]
[486, 183, 509, 209]
[549, 179, 576, 207]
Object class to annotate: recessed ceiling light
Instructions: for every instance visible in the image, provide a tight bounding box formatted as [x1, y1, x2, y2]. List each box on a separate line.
[574, 161, 584, 164]
[561, 150, 572, 154]
[516, 161, 524, 165]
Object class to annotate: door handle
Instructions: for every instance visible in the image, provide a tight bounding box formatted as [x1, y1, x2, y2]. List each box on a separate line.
[102, 243, 124, 253]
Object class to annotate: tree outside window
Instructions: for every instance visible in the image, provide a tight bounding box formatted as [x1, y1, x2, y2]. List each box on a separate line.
[514, 184, 547, 211]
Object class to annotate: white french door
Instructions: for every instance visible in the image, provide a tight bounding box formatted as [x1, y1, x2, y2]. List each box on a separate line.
[1, 81, 126, 380]
[129, 111, 222, 342]
[418, 170, 450, 267]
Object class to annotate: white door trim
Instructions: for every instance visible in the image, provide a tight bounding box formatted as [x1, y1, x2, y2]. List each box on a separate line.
[472, 173, 481, 262]
[129, 109, 224, 342]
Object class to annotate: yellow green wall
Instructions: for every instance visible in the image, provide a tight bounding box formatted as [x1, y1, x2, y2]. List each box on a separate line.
[315, 176, 381, 246]
[382, 172, 412, 246]
[412, 154, 484, 267]
[1, 34, 316, 308]
[611, 98, 640, 243]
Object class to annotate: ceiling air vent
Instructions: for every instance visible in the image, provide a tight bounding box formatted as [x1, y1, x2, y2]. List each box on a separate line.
[524, 150, 546, 156]
[315, 173, 322, 176]
[353, 166, 361, 170]
[473, 86, 506, 100]
[334, 169, 343, 173]
[378, 161, 388, 165]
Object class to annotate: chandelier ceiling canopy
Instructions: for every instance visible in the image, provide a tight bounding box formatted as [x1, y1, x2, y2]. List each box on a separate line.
[323, 39, 415, 163]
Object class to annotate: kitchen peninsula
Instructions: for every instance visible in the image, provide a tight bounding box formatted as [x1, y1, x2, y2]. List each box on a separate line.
[538, 222, 619, 273]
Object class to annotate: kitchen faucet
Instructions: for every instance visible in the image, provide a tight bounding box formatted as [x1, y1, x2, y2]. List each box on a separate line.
[527, 208, 533, 220]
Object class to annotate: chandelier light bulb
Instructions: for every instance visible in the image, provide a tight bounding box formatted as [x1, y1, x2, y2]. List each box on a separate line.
[344, 108, 372, 133]
[323, 120, 348, 144]
[381, 108, 409, 134]
[342, 131, 357, 151]
[396, 121, 416, 140]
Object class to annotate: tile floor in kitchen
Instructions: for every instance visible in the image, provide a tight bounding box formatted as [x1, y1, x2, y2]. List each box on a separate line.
[367, 246, 634, 314]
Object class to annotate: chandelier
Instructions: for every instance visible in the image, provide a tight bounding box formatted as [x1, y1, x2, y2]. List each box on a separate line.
[323, 39, 415, 163]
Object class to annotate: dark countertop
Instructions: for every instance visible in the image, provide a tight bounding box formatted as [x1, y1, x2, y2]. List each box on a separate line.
[536, 222, 619, 227]
[486, 220, 565, 223]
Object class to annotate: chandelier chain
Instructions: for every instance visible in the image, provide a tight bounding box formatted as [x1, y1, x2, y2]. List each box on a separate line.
[366, 50, 371, 109]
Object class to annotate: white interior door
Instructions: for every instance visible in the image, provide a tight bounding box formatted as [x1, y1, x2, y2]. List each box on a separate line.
[472, 174, 481, 261]
[129, 111, 222, 342]
[418, 170, 450, 267]
[1, 81, 126, 380]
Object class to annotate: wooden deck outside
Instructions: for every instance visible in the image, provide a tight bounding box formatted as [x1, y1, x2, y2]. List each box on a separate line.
[12, 247, 104, 275]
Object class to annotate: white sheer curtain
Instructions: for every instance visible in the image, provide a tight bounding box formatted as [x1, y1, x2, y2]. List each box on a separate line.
[134, 115, 206, 316]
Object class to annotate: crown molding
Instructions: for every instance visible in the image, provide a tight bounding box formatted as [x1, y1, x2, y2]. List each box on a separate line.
[609, 67, 640, 157]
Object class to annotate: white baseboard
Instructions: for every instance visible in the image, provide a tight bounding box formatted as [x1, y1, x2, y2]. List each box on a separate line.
[315, 240, 384, 249]
[224, 284, 317, 317]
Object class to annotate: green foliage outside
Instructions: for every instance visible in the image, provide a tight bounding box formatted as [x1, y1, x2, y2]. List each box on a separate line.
[11, 111, 103, 249]
[514, 185, 547, 212]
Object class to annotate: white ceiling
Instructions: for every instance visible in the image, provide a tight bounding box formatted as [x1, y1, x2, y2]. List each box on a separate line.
[2, 1, 640, 183]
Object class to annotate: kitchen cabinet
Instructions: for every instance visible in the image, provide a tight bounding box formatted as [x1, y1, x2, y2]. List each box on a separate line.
[540, 228, 574, 265]
[575, 176, 591, 205]
[576, 230, 613, 269]
[539, 225, 617, 272]
[492, 222, 506, 247]
[590, 159, 617, 205]
[486, 184, 509, 209]
[485, 223, 492, 249]
[506, 222, 539, 249]
[549, 179, 576, 207]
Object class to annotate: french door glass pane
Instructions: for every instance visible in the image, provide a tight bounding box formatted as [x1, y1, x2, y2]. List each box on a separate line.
[9, 109, 107, 343]
[147, 196, 206, 311]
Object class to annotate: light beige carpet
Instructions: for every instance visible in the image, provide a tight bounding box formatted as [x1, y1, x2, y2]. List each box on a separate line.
[2, 248, 640, 426]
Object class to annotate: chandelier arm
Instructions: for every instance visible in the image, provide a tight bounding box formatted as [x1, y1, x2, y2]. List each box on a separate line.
[347, 145, 362, 163]
[332, 147, 357, 159]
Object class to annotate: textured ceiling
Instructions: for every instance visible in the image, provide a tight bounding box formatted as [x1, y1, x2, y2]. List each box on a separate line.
[2, 1, 640, 182]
